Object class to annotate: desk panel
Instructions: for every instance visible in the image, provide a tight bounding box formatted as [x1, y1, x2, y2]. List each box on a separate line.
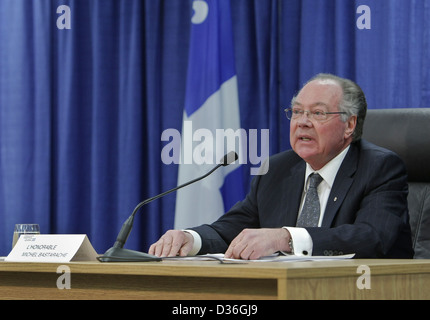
[0, 259, 429, 300]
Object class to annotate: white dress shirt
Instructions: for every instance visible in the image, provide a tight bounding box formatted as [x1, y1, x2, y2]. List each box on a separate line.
[284, 145, 350, 256]
[186, 145, 350, 257]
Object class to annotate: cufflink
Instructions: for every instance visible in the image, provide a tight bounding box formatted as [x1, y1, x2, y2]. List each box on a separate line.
[288, 238, 294, 254]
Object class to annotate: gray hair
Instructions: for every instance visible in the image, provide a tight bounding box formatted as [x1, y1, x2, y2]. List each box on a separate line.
[292, 73, 367, 142]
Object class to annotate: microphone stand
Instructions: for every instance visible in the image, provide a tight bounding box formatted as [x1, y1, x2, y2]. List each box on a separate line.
[98, 152, 237, 262]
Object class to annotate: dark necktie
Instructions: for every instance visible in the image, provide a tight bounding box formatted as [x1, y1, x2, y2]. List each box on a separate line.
[296, 173, 323, 227]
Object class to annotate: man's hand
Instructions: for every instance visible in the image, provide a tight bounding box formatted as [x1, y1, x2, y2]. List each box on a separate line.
[149, 230, 194, 257]
[224, 228, 291, 260]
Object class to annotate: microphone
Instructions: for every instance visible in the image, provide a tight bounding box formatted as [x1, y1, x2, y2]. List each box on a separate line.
[98, 151, 239, 262]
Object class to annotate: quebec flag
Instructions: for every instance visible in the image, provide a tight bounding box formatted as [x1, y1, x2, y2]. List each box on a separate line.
[174, 0, 245, 229]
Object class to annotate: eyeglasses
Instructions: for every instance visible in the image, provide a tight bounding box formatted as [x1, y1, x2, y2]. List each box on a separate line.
[284, 108, 347, 122]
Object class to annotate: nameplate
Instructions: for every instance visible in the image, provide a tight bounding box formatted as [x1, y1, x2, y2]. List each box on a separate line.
[5, 234, 98, 263]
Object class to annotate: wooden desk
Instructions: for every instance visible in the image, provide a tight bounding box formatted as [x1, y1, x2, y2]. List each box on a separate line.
[0, 259, 429, 300]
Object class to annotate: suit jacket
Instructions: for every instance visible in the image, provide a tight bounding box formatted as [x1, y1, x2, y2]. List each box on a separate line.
[191, 139, 414, 258]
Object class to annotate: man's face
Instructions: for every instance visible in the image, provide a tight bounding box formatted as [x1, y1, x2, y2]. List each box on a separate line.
[289, 79, 356, 170]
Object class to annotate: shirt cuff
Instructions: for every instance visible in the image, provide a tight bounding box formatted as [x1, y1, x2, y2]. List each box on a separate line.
[282, 227, 313, 256]
[183, 229, 202, 256]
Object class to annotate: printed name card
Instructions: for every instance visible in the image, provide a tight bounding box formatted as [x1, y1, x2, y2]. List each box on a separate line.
[5, 234, 98, 263]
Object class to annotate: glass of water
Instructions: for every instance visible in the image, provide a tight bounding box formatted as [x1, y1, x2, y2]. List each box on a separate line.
[12, 224, 40, 249]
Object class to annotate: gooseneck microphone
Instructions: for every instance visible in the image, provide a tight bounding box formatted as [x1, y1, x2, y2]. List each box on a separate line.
[98, 151, 238, 262]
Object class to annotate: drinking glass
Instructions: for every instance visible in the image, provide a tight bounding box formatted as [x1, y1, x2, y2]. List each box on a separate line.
[12, 224, 40, 249]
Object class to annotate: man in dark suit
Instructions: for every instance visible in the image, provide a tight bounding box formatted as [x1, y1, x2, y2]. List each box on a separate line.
[149, 74, 414, 259]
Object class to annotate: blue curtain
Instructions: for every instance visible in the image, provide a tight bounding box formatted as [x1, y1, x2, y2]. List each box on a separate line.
[0, 0, 429, 256]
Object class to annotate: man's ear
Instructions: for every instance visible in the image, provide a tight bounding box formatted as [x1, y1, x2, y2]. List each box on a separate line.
[344, 115, 357, 139]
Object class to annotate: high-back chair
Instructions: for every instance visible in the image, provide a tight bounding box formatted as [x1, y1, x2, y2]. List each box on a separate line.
[362, 108, 430, 258]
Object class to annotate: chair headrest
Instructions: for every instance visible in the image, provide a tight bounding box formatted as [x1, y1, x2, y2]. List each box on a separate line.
[362, 108, 430, 182]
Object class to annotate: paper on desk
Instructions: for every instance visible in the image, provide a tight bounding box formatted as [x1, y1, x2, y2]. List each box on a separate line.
[245, 253, 355, 262]
[163, 253, 355, 263]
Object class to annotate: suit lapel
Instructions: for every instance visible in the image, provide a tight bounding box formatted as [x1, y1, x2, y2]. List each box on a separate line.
[321, 144, 358, 227]
[282, 161, 306, 226]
